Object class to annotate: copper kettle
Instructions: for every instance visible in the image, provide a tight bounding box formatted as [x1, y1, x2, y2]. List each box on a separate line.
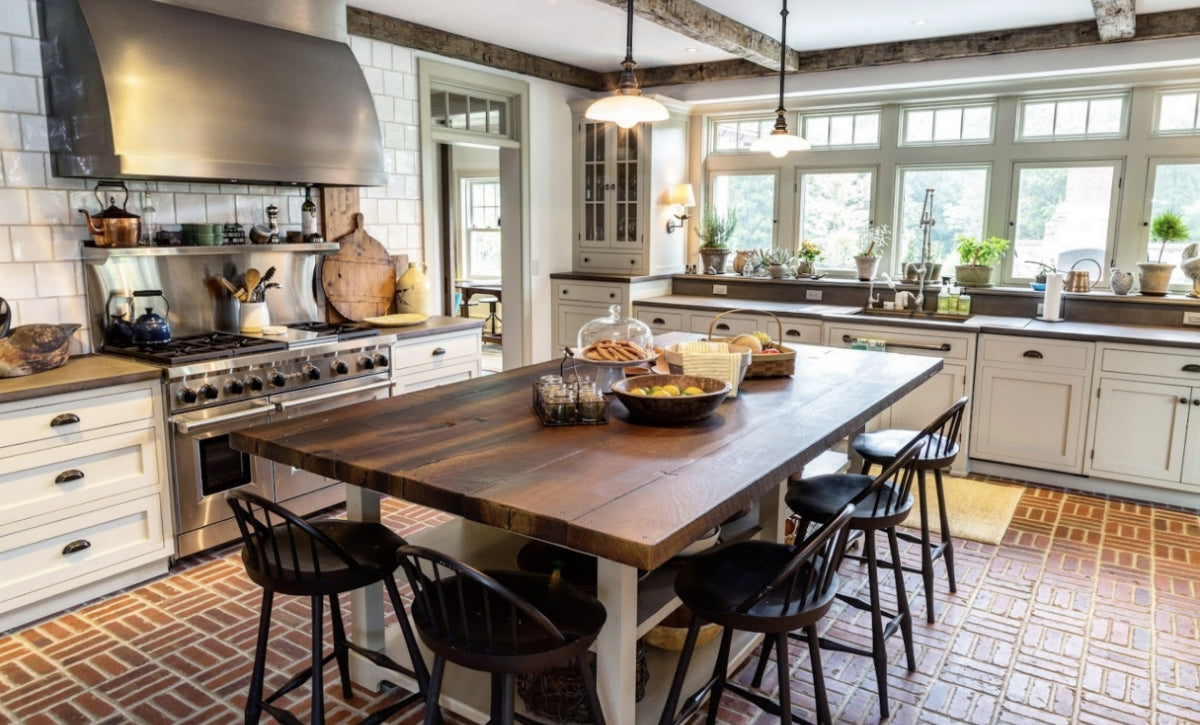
[1065, 258, 1102, 292]
[79, 181, 141, 247]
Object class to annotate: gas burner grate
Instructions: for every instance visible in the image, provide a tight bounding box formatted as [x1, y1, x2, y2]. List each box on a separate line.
[105, 332, 288, 365]
[287, 321, 380, 340]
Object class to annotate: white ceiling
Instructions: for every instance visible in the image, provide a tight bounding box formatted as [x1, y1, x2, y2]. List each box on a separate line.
[348, 0, 1200, 72]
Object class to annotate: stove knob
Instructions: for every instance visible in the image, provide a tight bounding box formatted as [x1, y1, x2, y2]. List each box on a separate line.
[303, 364, 321, 381]
[374, 352, 390, 368]
[225, 379, 245, 395]
[269, 369, 287, 387]
[357, 355, 375, 370]
[331, 359, 349, 375]
[246, 375, 264, 391]
[200, 383, 219, 400]
[178, 386, 198, 404]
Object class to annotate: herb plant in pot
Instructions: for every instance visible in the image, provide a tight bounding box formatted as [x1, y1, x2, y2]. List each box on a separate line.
[758, 248, 793, 279]
[854, 225, 891, 281]
[954, 235, 1010, 287]
[1139, 211, 1190, 296]
[696, 206, 737, 274]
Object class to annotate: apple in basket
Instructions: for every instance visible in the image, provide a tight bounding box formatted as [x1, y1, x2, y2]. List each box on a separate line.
[760, 348, 780, 354]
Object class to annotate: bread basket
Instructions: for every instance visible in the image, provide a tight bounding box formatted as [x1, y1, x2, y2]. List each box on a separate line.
[707, 309, 796, 378]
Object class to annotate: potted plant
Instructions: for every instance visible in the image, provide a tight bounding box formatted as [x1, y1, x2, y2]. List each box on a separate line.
[696, 206, 737, 274]
[795, 239, 822, 276]
[854, 225, 890, 281]
[1030, 261, 1059, 291]
[954, 234, 1010, 287]
[758, 248, 794, 279]
[1139, 211, 1190, 296]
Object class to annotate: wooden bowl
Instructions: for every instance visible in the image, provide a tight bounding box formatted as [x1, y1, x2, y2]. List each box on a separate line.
[610, 374, 730, 424]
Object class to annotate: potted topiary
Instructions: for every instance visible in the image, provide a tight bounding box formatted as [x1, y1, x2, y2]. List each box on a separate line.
[854, 224, 891, 281]
[954, 235, 1010, 287]
[1139, 211, 1190, 296]
[696, 206, 737, 274]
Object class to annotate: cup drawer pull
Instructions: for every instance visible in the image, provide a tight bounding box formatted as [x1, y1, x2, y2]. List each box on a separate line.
[431, 347, 447, 356]
[51, 413, 80, 427]
[55, 469, 85, 484]
[1022, 350, 1044, 359]
[1183, 364, 1200, 373]
[62, 539, 92, 555]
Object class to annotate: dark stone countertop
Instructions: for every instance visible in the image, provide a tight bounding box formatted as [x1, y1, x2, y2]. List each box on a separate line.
[0, 355, 163, 405]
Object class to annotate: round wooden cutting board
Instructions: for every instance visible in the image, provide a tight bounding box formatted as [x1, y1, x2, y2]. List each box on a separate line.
[321, 213, 396, 321]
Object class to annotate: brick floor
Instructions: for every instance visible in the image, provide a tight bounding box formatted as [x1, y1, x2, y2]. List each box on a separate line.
[1, 480, 1197, 724]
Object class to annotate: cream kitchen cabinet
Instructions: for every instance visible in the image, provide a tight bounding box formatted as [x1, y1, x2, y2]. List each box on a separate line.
[1087, 344, 1200, 491]
[390, 328, 482, 395]
[970, 335, 1094, 474]
[572, 101, 689, 276]
[634, 304, 823, 347]
[552, 277, 673, 355]
[0, 379, 171, 630]
[824, 321, 975, 474]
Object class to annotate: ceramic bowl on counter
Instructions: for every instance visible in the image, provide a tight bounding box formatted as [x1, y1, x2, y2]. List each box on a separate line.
[609, 374, 731, 424]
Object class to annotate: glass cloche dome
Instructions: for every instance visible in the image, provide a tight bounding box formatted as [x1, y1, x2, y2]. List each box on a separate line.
[577, 304, 653, 352]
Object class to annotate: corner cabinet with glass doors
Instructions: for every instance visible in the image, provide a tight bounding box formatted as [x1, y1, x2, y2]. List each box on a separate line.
[570, 99, 690, 276]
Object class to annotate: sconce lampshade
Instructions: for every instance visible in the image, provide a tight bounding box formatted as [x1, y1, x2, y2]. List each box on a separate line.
[669, 183, 696, 208]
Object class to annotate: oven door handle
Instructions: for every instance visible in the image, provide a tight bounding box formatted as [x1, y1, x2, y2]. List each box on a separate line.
[173, 402, 274, 435]
[273, 379, 393, 412]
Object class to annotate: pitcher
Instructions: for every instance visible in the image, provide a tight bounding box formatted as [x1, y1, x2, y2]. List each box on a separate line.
[1109, 266, 1134, 295]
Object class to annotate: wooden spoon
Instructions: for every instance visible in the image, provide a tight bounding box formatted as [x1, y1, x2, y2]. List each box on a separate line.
[244, 268, 261, 296]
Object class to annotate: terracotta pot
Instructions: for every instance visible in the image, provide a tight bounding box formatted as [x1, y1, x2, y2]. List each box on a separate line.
[732, 250, 756, 274]
[1136, 262, 1174, 296]
[699, 248, 730, 274]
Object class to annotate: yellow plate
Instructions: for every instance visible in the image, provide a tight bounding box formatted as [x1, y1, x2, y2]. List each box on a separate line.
[363, 313, 429, 327]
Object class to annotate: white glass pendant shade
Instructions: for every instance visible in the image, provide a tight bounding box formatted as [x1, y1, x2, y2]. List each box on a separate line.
[586, 92, 669, 129]
[750, 127, 811, 157]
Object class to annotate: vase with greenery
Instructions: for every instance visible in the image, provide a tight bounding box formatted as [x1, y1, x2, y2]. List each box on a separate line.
[1139, 210, 1191, 295]
[854, 225, 890, 281]
[795, 239, 821, 276]
[696, 206, 737, 274]
[954, 234, 1010, 287]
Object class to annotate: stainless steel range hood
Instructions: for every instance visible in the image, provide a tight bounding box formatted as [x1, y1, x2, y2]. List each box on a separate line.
[38, 0, 385, 186]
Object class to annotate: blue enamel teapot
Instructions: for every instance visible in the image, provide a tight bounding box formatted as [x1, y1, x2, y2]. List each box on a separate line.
[131, 290, 172, 347]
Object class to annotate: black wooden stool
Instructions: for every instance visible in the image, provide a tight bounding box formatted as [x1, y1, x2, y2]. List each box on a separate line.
[477, 294, 501, 342]
[783, 438, 923, 719]
[226, 490, 430, 725]
[851, 396, 968, 623]
[396, 544, 608, 725]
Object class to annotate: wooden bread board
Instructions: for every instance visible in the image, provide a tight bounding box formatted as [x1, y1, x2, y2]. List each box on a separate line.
[321, 213, 396, 321]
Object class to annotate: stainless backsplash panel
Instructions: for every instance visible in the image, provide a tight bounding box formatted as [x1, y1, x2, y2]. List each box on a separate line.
[83, 246, 333, 348]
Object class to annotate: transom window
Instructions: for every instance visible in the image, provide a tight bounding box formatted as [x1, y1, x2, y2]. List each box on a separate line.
[900, 103, 994, 146]
[1016, 94, 1127, 141]
[710, 117, 776, 152]
[796, 168, 875, 270]
[460, 178, 501, 279]
[1154, 90, 1200, 135]
[896, 165, 991, 273]
[709, 172, 778, 249]
[431, 90, 509, 137]
[801, 111, 881, 149]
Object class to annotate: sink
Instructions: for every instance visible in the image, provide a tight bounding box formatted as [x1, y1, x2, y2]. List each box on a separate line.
[856, 307, 973, 323]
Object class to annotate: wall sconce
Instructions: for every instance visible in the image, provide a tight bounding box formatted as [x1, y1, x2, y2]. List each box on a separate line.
[665, 183, 695, 233]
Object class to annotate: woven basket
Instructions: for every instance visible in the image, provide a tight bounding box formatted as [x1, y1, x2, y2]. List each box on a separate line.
[516, 643, 648, 723]
[645, 605, 722, 651]
[707, 309, 796, 378]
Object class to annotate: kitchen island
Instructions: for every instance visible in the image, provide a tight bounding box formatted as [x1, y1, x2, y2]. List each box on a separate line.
[230, 341, 941, 723]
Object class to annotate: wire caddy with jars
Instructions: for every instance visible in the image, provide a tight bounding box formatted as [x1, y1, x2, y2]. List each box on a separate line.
[532, 352, 610, 426]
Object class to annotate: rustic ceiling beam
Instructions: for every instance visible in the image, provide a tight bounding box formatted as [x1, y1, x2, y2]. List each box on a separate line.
[346, 7, 603, 89]
[589, 0, 798, 72]
[1091, 0, 1136, 41]
[637, 7, 1200, 88]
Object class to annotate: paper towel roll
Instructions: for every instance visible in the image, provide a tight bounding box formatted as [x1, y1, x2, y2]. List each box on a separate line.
[1042, 272, 1064, 321]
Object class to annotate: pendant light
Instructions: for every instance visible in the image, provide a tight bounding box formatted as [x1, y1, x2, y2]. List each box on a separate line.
[750, 0, 810, 157]
[585, 0, 670, 129]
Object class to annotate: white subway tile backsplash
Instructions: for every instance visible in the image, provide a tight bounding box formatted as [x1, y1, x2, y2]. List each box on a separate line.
[391, 47, 413, 73]
[235, 195, 265, 226]
[383, 70, 406, 99]
[397, 199, 420, 225]
[396, 149, 418, 175]
[2, 149, 44, 187]
[155, 181, 191, 193]
[374, 96, 394, 123]
[204, 193, 236, 223]
[0, 35, 13, 74]
[0, 188, 28, 223]
[50, 225, 82, 260]
[376, 199, 397, 224]
[9, 224, 51, 261]
[371, 39, 392, 70]
[3, 261, 35, 297]
[362, 65, 383, 95]
[20, 114, 48, 152]
[0, 225, 10, 262]
[349, 35, 371, 66]
[57, 294, 87, 328]
[12, 35, 38, 75]
[384, 121, 405, 149]
[27, 188, 70, 224]
[0, 111, 18, 149]
[174, 193, 207, 223]
[16, 295, 59, 324]
[395, 99, 416, 125]
[0, 73, 38, 114]
[0, 0, 33, 37]
[35, 259, 79, 296]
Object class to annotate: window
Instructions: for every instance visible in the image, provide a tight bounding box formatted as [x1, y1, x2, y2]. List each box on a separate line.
[461, 178, 501, 279]
[896, 166, 990, 273]
[1154, 90, 1200, 135]
[710, 117, 776, 152]
[1008, 161, 1121, 280]
[1145, 160, 1200, 285]
[431, 90, 509, 136]
[802, 111, 881, 149]
[797, 168, 875, 270]
[1016, 94, 1127, 141]
[900, 103, 994, 146]
[709, 172, 777, 249]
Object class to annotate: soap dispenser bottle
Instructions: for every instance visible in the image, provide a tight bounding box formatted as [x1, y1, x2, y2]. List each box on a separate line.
[937, 281, 950, 313]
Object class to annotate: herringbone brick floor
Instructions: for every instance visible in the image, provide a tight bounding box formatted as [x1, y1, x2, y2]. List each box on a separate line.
[1, 481, 1197, 724]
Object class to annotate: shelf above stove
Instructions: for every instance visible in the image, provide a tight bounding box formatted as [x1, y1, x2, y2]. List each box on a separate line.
[82, 242, 338, 263]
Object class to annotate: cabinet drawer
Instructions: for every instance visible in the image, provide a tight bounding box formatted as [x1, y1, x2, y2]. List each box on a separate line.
[554, 281, 625, 305]
[636, 307, 685, 332]
[1101, 347, 1200, 379]
[0, 427, 160, 531]
[825, 324, 969, 360]
[979, 335, 1093, 370]
[774, 319, 823, 345]
[394, 361, 480, 395]
[690, 311, 758, 336]
[0, 386, 156, 451]
[0, 494, 164, 607]
[576, 252, 644, 273]
[391, 332, 481, 371]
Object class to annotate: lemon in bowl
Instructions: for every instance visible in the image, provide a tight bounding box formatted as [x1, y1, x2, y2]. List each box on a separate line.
[610, 374, 731, 424]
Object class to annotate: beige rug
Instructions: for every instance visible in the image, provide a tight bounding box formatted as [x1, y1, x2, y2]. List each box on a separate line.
[901, 475, 1024, 545]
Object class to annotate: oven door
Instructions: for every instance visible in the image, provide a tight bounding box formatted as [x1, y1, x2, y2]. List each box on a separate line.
[268, 374, 392, 506]
[170, 400, 274, 552]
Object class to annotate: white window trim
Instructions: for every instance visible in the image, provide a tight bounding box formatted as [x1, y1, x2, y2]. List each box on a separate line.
[899, 101, 997, 147]
[458, 173, 502, 281]
[1151, 88, 1200, 137]
[708, 113, 787, 155]
[705, 168, 781, 248]
[894, 162, 994, 277]
[1142, 156, 1200, 290]
[800, 108, 883, 150]
[795, 164, 880, 275]
[1014, 92, 1130, 143]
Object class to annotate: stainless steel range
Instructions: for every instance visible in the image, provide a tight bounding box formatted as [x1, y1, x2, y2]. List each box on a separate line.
[105, 324, 392, 557]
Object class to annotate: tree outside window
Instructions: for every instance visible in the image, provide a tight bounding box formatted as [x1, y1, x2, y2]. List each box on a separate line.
[1146, 161, 1200, 284]
[797, 169, 873, 270]
[896, 166, 989, 273]
[1010, 162, 1120, 280]
[709, 173, 777, 250]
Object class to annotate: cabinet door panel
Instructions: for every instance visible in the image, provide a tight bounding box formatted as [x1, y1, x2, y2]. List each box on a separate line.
[972, 367, 1089, 472]
[1090, 378, 1189, 483]
[890, 363, 967, 434]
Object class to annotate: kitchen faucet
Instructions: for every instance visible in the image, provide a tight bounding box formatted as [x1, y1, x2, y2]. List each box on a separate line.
[915, 188, 936, 312]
